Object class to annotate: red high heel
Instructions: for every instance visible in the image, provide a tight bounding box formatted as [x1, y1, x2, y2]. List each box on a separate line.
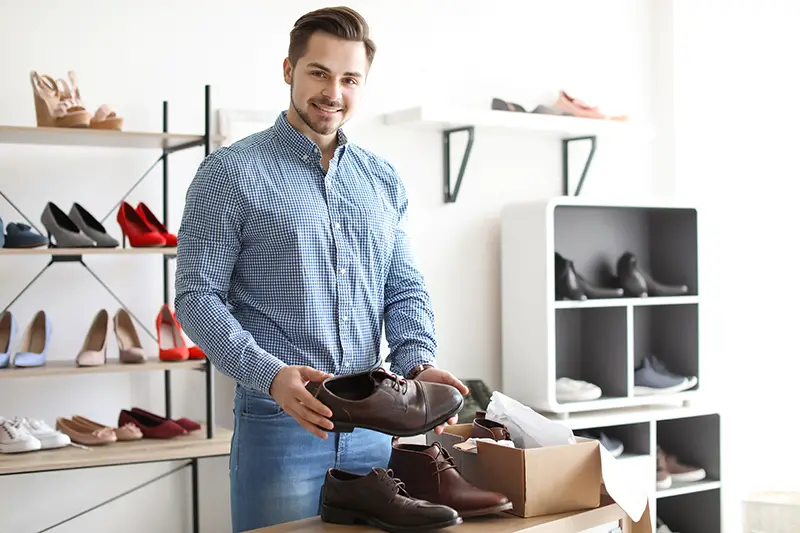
[156, 304, 189, 361]
[117, 202, 167, 248]
[136, 202, 177, 247]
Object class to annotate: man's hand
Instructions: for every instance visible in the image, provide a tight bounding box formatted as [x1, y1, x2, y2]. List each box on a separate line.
[415, 367, 469, 434]
[269, 365, 335, 439]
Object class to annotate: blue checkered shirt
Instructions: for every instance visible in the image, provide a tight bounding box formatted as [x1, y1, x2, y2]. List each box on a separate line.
[174, 111, 437, 396]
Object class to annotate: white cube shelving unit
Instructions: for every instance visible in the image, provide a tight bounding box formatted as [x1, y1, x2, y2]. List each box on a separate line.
[501, 196, 701, 416]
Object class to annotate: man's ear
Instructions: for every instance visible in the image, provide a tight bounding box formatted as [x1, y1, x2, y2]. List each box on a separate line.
[283, 57, 293, 85]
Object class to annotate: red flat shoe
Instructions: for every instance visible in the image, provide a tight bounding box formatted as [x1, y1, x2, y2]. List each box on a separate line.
[117, 202, 167, 248]
[136, 202, 177, 247]
[119, 409, 186, 439]
[156, 304, 189, 361]
[131, 407, 201, 432]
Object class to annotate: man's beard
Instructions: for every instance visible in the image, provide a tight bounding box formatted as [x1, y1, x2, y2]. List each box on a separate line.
[290, 79, 346, 136]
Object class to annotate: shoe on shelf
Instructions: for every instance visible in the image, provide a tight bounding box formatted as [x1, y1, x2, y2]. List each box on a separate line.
[118, 409, 187, 439]
[113, 308, 147, 364]
[553, 89, 629, 121]
[130, 407, 201, 432]
[70, 415, 142, 441]
[3, 222, 49, 249]
[12, 310, 51, 368]
[62, 71, 124, 131]
[658, 446, 707, 483]
[388, 441, 512, 518]
[41, 202, 96, 248]
[116, 201, 167, 248]
[156, 304, 189, 361]
[555, 377, 602, 403]
[0, 417, 42, 453]
[656, 451, 672, 490]
[29, 70, 91, 128]
[14, 417, 70, 449]
[616, 252, 689, 298]
[0, 214, 4, 248]
[306, 368, 464, 437]
[68, 203, 119, 248]
[0, 311, 17, 369]
[656, 517, 679, 533]
[55, 417, 117, 446]
[136, 202, 177, 247]
[320, 467, 462, 531]
[633, 355, 697, 396]
[575, 431, 625, 458]
[76, 309, 109, 367]
[555, 252, 624, 300]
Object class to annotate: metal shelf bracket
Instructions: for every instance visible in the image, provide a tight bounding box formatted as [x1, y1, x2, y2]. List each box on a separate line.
[562, 135, 597, 196]
[442, 126, 475, 204]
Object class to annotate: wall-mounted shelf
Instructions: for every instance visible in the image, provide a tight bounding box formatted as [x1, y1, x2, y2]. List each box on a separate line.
[381, 105, 653, 203]
[0, 247, 177, 256]
[0, 358, 207, 380]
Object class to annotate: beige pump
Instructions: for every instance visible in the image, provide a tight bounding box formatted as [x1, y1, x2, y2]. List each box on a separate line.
[76, 309, 108, 367]
[114, 308, 146, 364]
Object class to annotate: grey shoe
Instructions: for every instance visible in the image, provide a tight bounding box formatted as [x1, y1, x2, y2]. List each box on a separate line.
[40, 202, 95, 248]
[576, 431, 624, 457]
[634, 356, 696, 395]
[68, 203, 119, 248]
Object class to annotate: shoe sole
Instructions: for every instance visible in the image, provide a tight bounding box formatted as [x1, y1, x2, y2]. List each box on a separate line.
[321, 504, 462, 532]
[670, 469, 707, 483]
[634, 377, 698, 396]
[330, 395, 465, 437]
[457, 501, 514, 518]
[0, 438, 42, 454]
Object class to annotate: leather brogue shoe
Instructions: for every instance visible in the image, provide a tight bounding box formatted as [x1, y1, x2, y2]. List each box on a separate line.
[307, 368, 464, 437]
[321, 467, 462, 532]
[472, 417, 511, 441]
[388, 441, 512, 518]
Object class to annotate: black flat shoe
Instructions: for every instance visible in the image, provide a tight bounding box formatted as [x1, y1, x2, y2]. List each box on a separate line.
[616, 252, 689, 297]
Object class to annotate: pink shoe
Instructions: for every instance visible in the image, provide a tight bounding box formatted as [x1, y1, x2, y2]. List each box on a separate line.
[554, 90, 629, 121]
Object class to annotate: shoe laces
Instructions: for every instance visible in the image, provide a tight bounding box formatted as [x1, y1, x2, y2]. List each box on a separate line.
[430, 443, 457, 475]
[376, 468, 409, 498]
[384, 372, 408, 394]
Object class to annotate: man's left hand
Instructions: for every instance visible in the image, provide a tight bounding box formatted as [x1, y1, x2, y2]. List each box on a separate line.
[415, 367, 469, 434]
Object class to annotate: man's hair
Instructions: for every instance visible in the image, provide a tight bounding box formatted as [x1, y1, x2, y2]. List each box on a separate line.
[288, 6, 376, 66]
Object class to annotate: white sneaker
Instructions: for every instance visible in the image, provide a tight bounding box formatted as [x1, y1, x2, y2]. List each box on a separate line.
[556, 377, 603, 402]
[13, 417, 70, 449]
[0, 417, 42, 453]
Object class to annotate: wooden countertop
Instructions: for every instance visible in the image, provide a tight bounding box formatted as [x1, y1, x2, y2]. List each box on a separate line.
[247, 501, 628, 533]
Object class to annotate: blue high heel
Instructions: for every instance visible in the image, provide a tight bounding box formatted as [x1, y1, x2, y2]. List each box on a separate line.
[0, 311, 17, 368]
[12, 310, 51, 368]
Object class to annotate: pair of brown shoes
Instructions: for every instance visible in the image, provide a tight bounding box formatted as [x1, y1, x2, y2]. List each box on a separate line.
[321, 432, 513, 531]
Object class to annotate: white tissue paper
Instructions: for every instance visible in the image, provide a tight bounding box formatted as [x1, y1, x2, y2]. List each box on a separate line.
[485, 391, 575, 448]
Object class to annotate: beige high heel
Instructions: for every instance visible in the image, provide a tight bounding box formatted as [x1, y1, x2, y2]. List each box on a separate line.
[76, 309, 109, 367]
[30, 71, 91, 128]
[114, 308, 146, 364]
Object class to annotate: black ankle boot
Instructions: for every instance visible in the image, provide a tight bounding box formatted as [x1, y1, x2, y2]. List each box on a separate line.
[616, 252, 689, 297]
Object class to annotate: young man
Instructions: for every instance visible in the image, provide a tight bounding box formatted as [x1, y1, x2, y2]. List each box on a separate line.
[174, 6, 468, 532]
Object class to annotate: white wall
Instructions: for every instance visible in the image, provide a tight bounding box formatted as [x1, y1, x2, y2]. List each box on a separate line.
[0, 0, 681, 531]
[671, 1, 800, 531]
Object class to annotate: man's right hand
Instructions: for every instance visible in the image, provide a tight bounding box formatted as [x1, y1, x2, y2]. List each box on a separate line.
[269, 365, 335, 439]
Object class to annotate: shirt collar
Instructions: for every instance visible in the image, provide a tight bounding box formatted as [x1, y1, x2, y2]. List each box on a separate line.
[274, 110, 348, 164]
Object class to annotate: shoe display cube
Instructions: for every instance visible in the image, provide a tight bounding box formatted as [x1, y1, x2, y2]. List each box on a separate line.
[501, 197, 700, 416]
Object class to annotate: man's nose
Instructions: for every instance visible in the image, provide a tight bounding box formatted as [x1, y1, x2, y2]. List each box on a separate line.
[322, 78, 342, 102]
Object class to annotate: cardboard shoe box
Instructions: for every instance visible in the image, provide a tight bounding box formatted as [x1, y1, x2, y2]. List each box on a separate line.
[429, 424, 652, 532]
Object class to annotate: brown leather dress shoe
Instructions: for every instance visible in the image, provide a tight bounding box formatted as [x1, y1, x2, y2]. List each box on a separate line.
[388, 441, 512, 518]
[472, 417, 511, 440]
[307, 368, 463, 437]
[321, 467, 462, 532]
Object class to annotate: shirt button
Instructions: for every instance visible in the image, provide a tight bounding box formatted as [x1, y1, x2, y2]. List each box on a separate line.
[302, 154, 308, 161]
[341, 315, 349, 322]
[345, 361, 351, 367]
[338, 267, 346, 275]
[334, 222, 342, 230]
[325, 178, 332, 187]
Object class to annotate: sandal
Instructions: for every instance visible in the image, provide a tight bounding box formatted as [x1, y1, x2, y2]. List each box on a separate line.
[66, 71, 124, 130]
[30, 71, 91, 128]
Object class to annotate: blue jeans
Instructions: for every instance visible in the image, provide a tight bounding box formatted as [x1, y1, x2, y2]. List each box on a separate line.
[229, 385, 392, 532]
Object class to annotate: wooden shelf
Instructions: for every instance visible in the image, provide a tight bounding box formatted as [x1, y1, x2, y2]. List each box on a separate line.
[554, 295, 699, 309]
[0, 247, 177, 256]
[382, 105, 653, 139]
[0, 426, 231, 476]
[0, 358, 207, 380]
[0, 125, 213, 151]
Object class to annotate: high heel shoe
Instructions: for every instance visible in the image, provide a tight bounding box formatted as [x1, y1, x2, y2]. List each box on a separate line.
[12, 310, 51, 368]
[64, 71, 124, 131]
[30, 71, 91, 128]
[0, 311, 17, 369]
[114, 309, 146, 364]
[116, 201, 167, 248]
[616, 252, 689, 297]
[76, 309, 108, 367]
[136, 202, 177, 247]
[68, 203, 119, 248]
[555, 253, 624, 300]
[156, 304, 189, 361]
[41, 202, 96, 248]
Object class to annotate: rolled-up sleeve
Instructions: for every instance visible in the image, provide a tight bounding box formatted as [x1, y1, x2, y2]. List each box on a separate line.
[383, 178, 438, 377]
[174, 151, 285, 394]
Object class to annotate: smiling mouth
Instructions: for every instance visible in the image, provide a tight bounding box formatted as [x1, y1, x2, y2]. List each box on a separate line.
[312, 102, 343, 114]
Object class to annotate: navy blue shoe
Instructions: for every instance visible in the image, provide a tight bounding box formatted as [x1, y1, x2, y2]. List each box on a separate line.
[4, 223, 48, 249]
[0, 215, 4, 248]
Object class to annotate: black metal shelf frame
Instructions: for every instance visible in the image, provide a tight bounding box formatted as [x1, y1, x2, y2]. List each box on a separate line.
[441, 126, 598, 203]
[0, 85, 218, 533]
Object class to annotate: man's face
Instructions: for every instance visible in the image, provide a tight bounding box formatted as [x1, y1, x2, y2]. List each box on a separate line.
[284, 32, 369, 136]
